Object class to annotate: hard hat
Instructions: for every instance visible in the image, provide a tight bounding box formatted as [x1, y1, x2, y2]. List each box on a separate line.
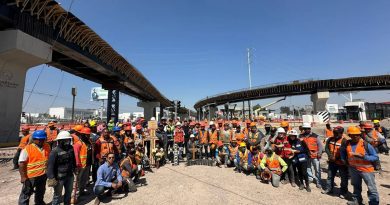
[136, 125, 142, 130]
[189, 121, 196, 126]
[245, 119, 251, 124]
[232, 120, 237, 124]
[373, 120, 380, 124]
[150, 117, 156, 121]
[347, 126, 361, 135]
[73, 125, 83, 132]
[109, 119, 114, 123]
[209, 121, 215, 126]
[277, 127, 286, 133]
[200, 122, 206, 127]
[217, 141, 223, 147]
[302, 122, 311, 129]
[32, 130, 47, 140]
[48, 121, 55, 126]
[21, 126, 30, 132]
[363, 123, 373, 129]
[124, 126, 132, 131]
[280, 121, 289, 127]
[112, 126, 121, 132]
[161, 117, 167, 120]
[89, 120, 96, 127]
[118, 123, 123, 127]
[287, 129, 298, 136]
[55, 131, 72, 141]
[80, 127, 91, 135]
[239, 142, 246, 147]
[176, 122, 182, 126]
[333, 126, 344, 133]
[250, 122, 257, 127]
[190, 134, 195, 138]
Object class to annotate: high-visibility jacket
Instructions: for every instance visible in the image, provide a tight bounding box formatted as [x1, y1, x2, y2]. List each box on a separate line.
[274, 137, 293, 159]
[220, 130, 232, 144]
[71, 133, 80, 144]
[325, 128, 333, 138]
[45, 128, 58, 143]
[25, 143, 50, 178]
[265, 154, 282, 174]
[77, 141, 88, 168]
[252, 152, 264, 167]
[199, 130, 208, 144]
[98, 136, 117, 159]
[346, 139, 374, 173]
[174, 128, 185, 143]
[228, 145, 238, 158]
[303, 135, 319, 159]
[209, 130, 219, 144]
[18, 134, 31, 149]
[120, 156, 136, 178]
[327, 137, 344, 165]
[242, 127, 250, 137]
[239, 149, 249, 164]
[369, 130, 380, 147]
[248, 132, 260, 144]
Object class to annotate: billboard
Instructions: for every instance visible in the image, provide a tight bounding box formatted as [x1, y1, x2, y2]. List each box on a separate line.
[91, 87, 108, 101]
[326, 104, 339, 114]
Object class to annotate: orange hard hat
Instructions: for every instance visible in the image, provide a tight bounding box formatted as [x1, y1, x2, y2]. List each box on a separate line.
[80, 127, 91, 135]
[245, 119, 251, 124]
[73, 125, 83, 132]
[189, 121, 196, 126]
[200, 122, 206, 127]
[217, 141, 223, 147]
[250, 122, 257, 127]
[235, 133, 244, 140]
[124, 126, 132, 131]
[280, 121, 289, 127]
[363, 123, 373, 129]
[232, 120, 237, 124]
[347, 126, 361, 135]
[136, 125, 142, 130]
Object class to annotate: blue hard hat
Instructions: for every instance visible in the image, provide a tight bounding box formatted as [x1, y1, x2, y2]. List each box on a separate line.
[32, 130, 47, 140]
[112, 126, 121, 132]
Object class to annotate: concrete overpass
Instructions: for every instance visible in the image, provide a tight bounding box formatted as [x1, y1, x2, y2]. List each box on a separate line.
[0, 0, 173, 144]
[194, 75, 390, 119]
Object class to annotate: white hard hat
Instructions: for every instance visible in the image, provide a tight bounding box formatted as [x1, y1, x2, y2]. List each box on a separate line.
[287, 129, 298, 136]
[277, 127, 286, 133]
[150, 117, 156, 121]
[302, 123, 311, 129]
[55, 131, 72, 141]
[190, 134, 195, 138]
[176, 122, 182, 126]
[209, 121, 215, 126]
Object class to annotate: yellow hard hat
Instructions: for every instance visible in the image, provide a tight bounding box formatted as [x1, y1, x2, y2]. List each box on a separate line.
[373, 120, 380, 124]
[239, 142, 246, 147]
[89, 120, 96, 127]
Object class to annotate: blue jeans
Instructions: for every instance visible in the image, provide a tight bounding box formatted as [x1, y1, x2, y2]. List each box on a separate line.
[307, 158, 321, 185]
[326, 162, 348, 194]
[52, 175, 74, 205]
[349, 167, 379, 205]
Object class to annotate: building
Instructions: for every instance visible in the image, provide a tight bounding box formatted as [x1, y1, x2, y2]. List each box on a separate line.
[49, 107, 96, 120]
[342, 101, 390, 121]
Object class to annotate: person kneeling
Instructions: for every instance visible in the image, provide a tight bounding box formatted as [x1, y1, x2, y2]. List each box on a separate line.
[259, 147, 287, 187]
[94, 153, 123, 205]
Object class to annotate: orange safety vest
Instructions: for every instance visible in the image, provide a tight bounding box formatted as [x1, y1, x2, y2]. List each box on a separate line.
[174, 128, 184, 143]
[25, 143, 50, 178]
[303, 135, 318, 159]
[370, 130, 380, 147]
[71, 133, 80, 144]
[242, 127, 250, 137]
[328, 137, 343, 165]
[346, 139, 374, 173]
[209, 130, 219, 144]
[199, 130, 208, 144]
[325, 129, 333, 138]
[248, 132, 260, 144]
[45, 128, 58, 142]
[239, 149, 249, 163]
[266, 154, 282, 174]
[78, 141, 88, 168]
[98, 136, 116, 159]
[18, 134, 31, 149]
[229, 145, 238, 158]
[120, 156, 135, 178]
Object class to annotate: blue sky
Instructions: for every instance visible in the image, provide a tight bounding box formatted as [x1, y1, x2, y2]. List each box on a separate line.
[23, 0, 390, 113]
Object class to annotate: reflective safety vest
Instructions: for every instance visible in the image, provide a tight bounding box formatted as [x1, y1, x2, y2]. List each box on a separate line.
[228, 145, 238, 158]
[98, 136, 116, 159]
[25, 143, 50, 178]
[248, 132, 260, 144]
[77, 141, 88, 168]
[253, 152, 263, 167]
[71, 133, 80, 144]
[242, 127, 250, 137]
[239, 149, 249, 164]
[18, 134, 31, 149]
[209, 130, 219, 144]
[369, 130, 380, 147]
[120, 156, 135, 178]
[347, 139, 374, 173]
[199, 130, 208, 144]
[45, 128, 58, 142]
[325, 129, 334, 138]
[174, 128, 184, 143]
[265, 153, 282, 174]
[328, 137, 343, 165]
[303, 135, 318, 159]
[220, 130, 232, 144]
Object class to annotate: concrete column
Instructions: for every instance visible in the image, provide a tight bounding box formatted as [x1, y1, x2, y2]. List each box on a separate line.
[137, 101, 160, 121]
[0, 30, 52, 146]
[310, 91, 329, 113]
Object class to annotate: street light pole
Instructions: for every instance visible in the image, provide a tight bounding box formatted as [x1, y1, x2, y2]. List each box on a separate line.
[247, 48, 253, 120]
[71, 87, 77, 123]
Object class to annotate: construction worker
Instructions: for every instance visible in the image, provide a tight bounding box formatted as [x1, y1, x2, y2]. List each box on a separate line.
[94, 153, 123, 205]
[264, 122, 272, 136]
[174, 122, 185, 160]
[198, 122, 209, 159]
[165, 118, 175, 160]
[280, 120, 291, 132]
[119, 147, 138, 193]
[373, 119, 389, 155]
[362, 123, 386, 155]
[245, 122, 264, 151]
[107, 119, 115, 131]
[341, 126, 379, 205]
[288, 129, 311, 192]
[71, 125, 83, 144]
[301, 122, 323, 189]
[73, 127, 93, 200]
[187, 134, 199, 160]
[95, 128, 120, 165]
[273, 128, 295, 186]
[122, 125, 134, 150]
[322, 126, 349, 198]
[47, 131, 76, 205]
[18, 130, 51, 205]
[133, 124, 145, 146]
[235, 142, 253, 173]
[242, 119, 251, 138]
[227, 137, 239, 167]
[13, 126, 31, 170]
[156, 124, 168, 160]
[251, 146, 263, 179]
[259, 147, 288, 187]
[208, 121, 219, 159]
[324, 123, 334, 141]
[46, 121, 59, 147]
[135, 143, 146, 177]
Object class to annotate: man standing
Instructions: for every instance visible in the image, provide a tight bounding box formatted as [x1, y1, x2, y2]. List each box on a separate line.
[198, 122, 209, 159]
[322, 126, 349, 199]
[18, 130, 51, 205]
[246, 122, 264, 151]
[95, 128, 120, 165]
[301, 122, 323, 189]
[94, 153, 123, 205]
[47, 131, 76, 205]
[174, 122, 185, 161]
[208, 121, 219, 159]
[342, 126, 379, 205]
[13, 126, 31, 170]
[156, 124, 168, 160]
[46, 121, 59, 147]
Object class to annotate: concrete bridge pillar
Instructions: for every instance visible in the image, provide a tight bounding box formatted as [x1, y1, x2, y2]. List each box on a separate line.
[0, 30, 52, 146]
[311, 91, 329, 113]
[137, 101, 160, 121]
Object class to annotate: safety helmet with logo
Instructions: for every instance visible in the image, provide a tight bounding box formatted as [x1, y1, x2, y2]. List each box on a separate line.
[347, 126, 361, 135]
[73, 125, 83, 132]
[112, 126, 121, 132]
[32, 130, 47, 140]
[287, 129, 298, 136]
[277, 127, 286, 133]
[302, 122, 311, 129]
[55, 131, 72, 141]
[80, 127, 91, 135]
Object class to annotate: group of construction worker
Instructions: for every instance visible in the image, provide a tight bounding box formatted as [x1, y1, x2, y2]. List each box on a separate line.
[14, 117, 387, 205]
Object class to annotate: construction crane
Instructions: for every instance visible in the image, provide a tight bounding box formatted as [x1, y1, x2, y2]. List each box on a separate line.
[254, 96, 286, 118]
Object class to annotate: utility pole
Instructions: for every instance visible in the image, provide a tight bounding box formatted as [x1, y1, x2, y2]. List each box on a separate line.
[174, 100, 178, 121]
[247, 48, 253, 120]
[71, 87, 77, 123]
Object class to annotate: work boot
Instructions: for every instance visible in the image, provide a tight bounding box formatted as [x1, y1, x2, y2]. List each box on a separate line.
[305, 185, 311, 192]
[291, 182, 296, 187]
[316, 183, 322, 189]
[299, 184, 305, 190]
[281, 179, 288, 185]
[346, 198, 360, 205]
[321, 189, 332, 195]
[94, 198, 100, 205]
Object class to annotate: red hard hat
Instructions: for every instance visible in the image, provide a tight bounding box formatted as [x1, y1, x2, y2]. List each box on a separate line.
[124, 126, 132, 131]
[136, 125, 142, 130]
[80, 127, 91, 135]
[217, 141, 223, 147]
[363, 123, 373, 129]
